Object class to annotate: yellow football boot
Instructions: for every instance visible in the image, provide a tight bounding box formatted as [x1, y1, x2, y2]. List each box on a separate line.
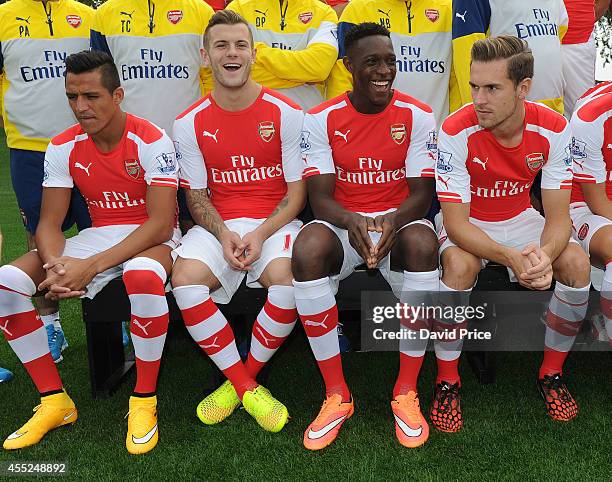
[242, 385, 288, 433]
[3, 391, 77, 450]
[196, 380, 241, 425]
[126, 395, 159, 455]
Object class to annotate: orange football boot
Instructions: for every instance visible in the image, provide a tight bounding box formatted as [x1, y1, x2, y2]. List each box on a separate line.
[303, 394, 354, 450]
[391, 391, 429, 448]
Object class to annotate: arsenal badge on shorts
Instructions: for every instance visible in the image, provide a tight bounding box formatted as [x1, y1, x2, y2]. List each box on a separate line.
[525, 152, 545, 172]
[425, 9, 439, 22]
[390, 124, 407, 145]
[167, 10, 183, 24]
[577, 223, 589, 241]
[66, 15, 82, 28]
[258, 121, 276, 142]
[125, 159, 142, 179]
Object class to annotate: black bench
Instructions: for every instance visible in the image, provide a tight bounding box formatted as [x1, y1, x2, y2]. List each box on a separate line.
[82, 278, 266, 397]
[81, 262, 520, 397]
[81, 267, 390, 398]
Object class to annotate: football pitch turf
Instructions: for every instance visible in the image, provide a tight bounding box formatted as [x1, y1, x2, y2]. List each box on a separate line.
[0, 135, 610, 481]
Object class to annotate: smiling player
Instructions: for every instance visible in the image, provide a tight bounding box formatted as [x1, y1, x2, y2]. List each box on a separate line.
[171, 10, 306, 433]
[293, 23, 439, 450]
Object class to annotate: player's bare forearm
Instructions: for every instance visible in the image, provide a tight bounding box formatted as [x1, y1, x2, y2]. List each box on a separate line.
[441, 202, 513, 265]
[35, 224, 67, 266]
[185, 188, 228, 240]
[582, 183, 612, 220]
[35, 187, 71, 265]
[387, 178, 435, 229]
[540, 189, 572, 261]
[308, 173, 360, 229]
[254, 180, 306, 240]
[539, 218, 572, 262]
[87, 186, 177, 274]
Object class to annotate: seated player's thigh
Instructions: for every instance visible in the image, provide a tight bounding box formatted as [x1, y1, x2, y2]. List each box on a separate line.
[9, 250, 47, 292]
[504, 208, 546, 251]
[291, 222, 344, 281]
[171, 257, 222, 291]
[390, 221, 438, 272]
[440, 246, 482, 290]
[552, 243, 592, 287]
[171, 225, 229, 291]
[584, 224, 612, 270]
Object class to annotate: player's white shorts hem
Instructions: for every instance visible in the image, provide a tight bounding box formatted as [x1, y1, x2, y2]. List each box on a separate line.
[307, 210, 435, 298]
[62, 224, 181, 299]
[436, 207, 578, 281]
[172, 218, 302, 304]
[570, 202, 611, 255]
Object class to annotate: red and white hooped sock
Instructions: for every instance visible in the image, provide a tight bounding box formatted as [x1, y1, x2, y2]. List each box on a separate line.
[173, 284, 256, 398]
[294, 277, 350, 401]
[0, 264, 62, 393]
[246, 285, 297, 378]
[123, 257, 169, 395]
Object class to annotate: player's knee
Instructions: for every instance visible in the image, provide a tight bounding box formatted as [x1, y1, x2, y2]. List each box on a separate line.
[170, 262, 197, 288]
[397, 224, 438, 270]
[123, 257, 167, 293]
[171, 258, 218, 289]
[259, 258, 293, 287]
[441, 248, 479, 288]
[589, 226, 612, 266]
[292, 225, 339, 281]
[0, 264, 36, 296]
[554, 245, 591, 287]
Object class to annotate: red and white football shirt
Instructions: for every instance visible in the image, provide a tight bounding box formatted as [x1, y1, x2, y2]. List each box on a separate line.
[173, 87, 304, 221]
[570, 92, 612, 203]
[302, 90, 436, 214]
[43, 114, 178, 227]
[437, 102, 573, 221]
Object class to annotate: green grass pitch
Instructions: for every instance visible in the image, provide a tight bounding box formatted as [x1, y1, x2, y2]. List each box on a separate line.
[0, 133, 610, 480]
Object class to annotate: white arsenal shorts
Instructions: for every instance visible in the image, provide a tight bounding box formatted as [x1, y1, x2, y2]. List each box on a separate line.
[436, 207, 578, 281]
[173, 218, 302, 304]
[569, 202, 611, 255]
[62, 224, 181, 298]
[308, 209, 435, 297]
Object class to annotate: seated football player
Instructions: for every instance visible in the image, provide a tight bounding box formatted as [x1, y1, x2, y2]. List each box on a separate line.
[171, 10, 306, 433]
[0, 51, 180, 454]
[292, 23, 439, 450]
[436, 36, 591, 426]
[568, 91, 612, 343]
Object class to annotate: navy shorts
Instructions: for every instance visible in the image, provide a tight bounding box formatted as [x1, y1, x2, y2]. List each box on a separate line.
[9, 148, 91, 234]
